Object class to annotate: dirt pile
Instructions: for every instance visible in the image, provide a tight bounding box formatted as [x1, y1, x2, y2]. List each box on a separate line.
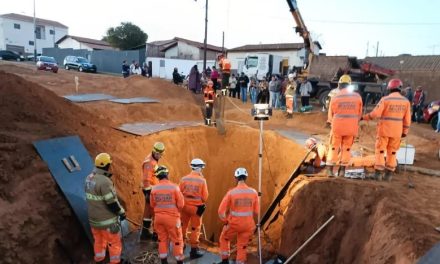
[264, 177, 440, 264]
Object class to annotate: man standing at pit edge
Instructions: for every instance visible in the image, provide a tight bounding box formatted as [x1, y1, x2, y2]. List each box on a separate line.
[179, 158, 209, 259]
[326, 74, 363, 177]
[141, 142, 165, 240]
[218, 168, 259, 264]
[85, 153, 126, 264]
[150, 165, 185, 264]
[362, 79, 411, 181]
[218, 53, 231, 95]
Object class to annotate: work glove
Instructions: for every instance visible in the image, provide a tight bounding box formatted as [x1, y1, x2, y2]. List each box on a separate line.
[401, 134, 407, 138]
[119, 212, 126, 221]
[196, 204, 206, 217]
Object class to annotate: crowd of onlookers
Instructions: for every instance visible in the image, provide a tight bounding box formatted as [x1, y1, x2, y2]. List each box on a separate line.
[122, 60, 151, 78]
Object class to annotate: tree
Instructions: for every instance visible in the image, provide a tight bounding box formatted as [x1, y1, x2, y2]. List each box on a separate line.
[103, 22, 148, 50]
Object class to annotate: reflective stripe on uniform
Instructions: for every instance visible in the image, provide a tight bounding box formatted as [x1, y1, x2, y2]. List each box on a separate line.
[95, 251, 106, 258]
[334, 114, 360, 119]
[89, 216, 118, 227]
[231, 211, 253, 217]
[403, 125, 410, 128]
[334, 94, 359, 98]
[221, 251, 230, 256]
[184, 195, 202, 201]
[86, 192, 114, 201]
[384, 97, 407, 101]
[110, 255, 120, 261]
[381, 117, 403, 121]
[159, 253, 168, 258]
[182, 177, 206, 183]
[219, 213, 226, 219]
[152, 185, 177, 191]
[155, 204, 177, 209]
[229, 189, 256, 195]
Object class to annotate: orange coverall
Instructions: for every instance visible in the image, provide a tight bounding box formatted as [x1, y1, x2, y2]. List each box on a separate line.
[179, 171, 209, 248]
[363, 92, 411, 171]
[142, 154, 159, 220]
[218, 182, 259, 264]
[327, 89, 363, 166]
[219, 58, 231, 74]
[310, 143, 327, 168]
[150, 179, 185, 261]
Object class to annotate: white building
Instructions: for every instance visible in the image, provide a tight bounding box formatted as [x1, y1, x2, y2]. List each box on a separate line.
[56, 35, 115, 51]
[147, 37, 223, 60]
[147, 57, 215, 79]
[227, 43, 307, 75]
[0, 13, 68, 55]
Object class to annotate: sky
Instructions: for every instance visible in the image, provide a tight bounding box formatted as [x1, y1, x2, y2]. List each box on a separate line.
[2, 0, 440, 58]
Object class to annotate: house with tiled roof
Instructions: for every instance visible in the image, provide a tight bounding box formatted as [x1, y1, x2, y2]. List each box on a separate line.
[146, 37, 223, 60]
[0, 13, 68, 55]
[56, 35, 116, 51]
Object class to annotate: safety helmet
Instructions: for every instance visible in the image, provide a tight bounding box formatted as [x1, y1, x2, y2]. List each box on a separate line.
[234, 167, 248, 178]
[154, 165, 169, 179]
[152, 142, 165, 154]
[305, 137, 317, 150]
[190, 158, 206, 170]
[95, 153, 112, 168]
[338, 74, 352, 84]
[288, 73, 295, 79]
[387, 79, 403, 90]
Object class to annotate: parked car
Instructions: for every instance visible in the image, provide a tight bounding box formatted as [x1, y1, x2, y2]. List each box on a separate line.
[36, 56, 58, 73]
[63, 56, 97, 73]
[423, 100, 440, 130]
[0, 50, 25, 61]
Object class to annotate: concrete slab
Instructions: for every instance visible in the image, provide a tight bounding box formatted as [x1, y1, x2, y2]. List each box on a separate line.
[418, 242, 440, 264]
[63, 93, 116, 103]
[109, 97, 160, 104]
[33, 135, 94, 242]
[116, 121, 201, 136]
[276, 129, 310, 145]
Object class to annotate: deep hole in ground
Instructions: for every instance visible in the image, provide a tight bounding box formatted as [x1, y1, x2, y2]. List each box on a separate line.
[1, 68, 439, 264]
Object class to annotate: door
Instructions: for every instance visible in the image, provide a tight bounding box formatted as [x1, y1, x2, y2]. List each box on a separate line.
[159, 59, 166, 78]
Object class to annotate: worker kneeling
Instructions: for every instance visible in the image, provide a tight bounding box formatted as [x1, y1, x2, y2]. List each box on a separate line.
[85, 153, 126, 264]
[326, 75, 363, 177]
[179, 158, 209, 259]
[303, 137, 327, 172]
[218, 168, 259, 264]
[362, 79, 411, 181]
[150, 165, 185, 264]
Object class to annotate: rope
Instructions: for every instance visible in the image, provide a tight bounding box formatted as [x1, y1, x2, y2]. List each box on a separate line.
[225, 96, 250, 115]
[131, 250, 161, 264]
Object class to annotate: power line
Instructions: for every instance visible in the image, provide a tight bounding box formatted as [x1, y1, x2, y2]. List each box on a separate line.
[308, 19, 440, 26]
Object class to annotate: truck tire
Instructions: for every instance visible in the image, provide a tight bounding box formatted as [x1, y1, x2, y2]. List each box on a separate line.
[431, 114, 438, 130]
[318, 90, 330, 109]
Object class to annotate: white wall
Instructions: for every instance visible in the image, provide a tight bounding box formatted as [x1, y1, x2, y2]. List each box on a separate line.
[0, 17, 68, 54]
[147, 57, 215, 79]
[164, 45, 178, 58]
[57, 38, 93, 51]
[227, 48, 306, 71]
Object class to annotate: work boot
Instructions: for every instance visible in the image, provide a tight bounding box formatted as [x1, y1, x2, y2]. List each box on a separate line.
[177, 261, 184, 264]
[383, 169, 393, 182]
[338, 166, 346, 178]
[160, 258, 168, 264]
[140, 219, 153, 241]
[217, 259, 229, 264]
[326, 166, 335, 177]
[190, 247, 204, 259]
[373, 170, 384, 181]
[95, 260, 105, 264]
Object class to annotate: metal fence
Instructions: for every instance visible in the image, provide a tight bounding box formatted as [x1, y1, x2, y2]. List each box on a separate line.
[42, 47, 144, 74]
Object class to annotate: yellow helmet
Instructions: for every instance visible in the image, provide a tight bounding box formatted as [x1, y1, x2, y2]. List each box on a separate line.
[152, 142, 165, 154]
[154, 165, 169, 178]
[95, 153, 112, 168]
[338, 74, 351, 84]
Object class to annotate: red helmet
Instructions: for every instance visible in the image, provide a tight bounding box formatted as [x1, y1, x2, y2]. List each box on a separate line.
[305, 137, 317, 150]
[387, 79, 403, 90]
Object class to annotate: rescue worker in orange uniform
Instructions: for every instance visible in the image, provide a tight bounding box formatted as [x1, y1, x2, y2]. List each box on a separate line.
[218, 168, 259, 264]
[150, 165, 185, 264]
[141, 142, 165, 240]
[204, 80, 215, 126]
[362, 78, 411, 181]
[327, 74, 363, 177]
[285, 73, 297, 119]
[218, 53, 231, 95]
[305, 137, 327, 169]
[179, 158, 209, 259]
[85, 153, 126, 264]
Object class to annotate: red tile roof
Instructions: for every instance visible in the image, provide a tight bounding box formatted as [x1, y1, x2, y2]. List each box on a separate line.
[365, 55, 440, 71]
[56, 35, 115, 50]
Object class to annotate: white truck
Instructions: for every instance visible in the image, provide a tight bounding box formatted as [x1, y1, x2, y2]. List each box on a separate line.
[243, 53, 283, 80]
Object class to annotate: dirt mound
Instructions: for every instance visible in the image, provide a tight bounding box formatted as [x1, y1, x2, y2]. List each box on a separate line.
[265, 178, 440, 264]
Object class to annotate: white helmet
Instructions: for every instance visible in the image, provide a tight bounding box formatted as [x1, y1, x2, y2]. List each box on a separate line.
[234, 167, 248, 178]
[190, 158, 206, 170]
[288, 73, 295, 79]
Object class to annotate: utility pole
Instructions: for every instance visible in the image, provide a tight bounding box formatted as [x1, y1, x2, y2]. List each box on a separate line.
[203, 0, 208, 72]
[375, 41, 379, 57]
[33, 0, 37, 62]
[366, 41, 369, 57]
[222, 31, 225, 54]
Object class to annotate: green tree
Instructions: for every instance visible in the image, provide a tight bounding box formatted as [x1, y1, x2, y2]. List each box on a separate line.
[103, 22, 148, 50]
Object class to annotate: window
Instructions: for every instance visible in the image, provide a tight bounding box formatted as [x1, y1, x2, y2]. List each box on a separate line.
[49, 29, 55, 35]
[246, 56, 259, 68]
[14, 23, 20, 29]
[35, 26, 46, 40]
[160, 60, 165, 67]
[29, 41, 34, 46]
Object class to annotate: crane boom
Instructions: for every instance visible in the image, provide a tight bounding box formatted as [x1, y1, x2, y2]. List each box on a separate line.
[286, 0, 315, 75]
